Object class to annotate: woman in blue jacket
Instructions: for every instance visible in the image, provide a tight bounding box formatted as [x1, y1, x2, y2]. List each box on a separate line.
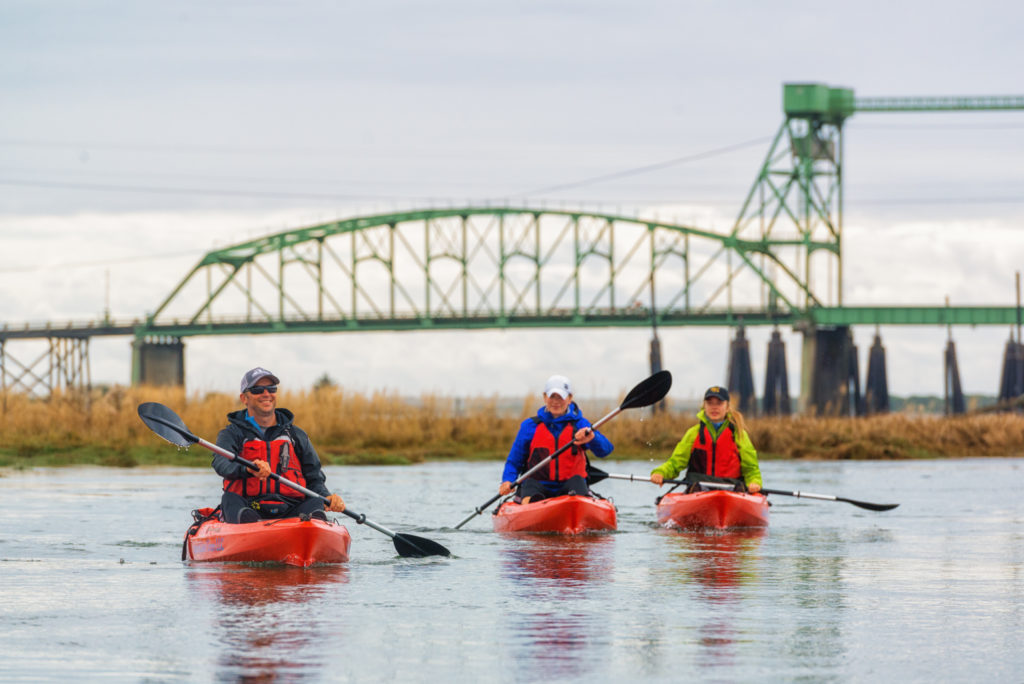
[498, 374, 614, 504]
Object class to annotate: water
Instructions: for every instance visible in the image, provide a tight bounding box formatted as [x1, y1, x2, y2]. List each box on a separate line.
[2, 458, 1022, 682]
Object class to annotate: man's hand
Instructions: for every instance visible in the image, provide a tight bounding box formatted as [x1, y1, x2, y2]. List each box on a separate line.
[499, 481, 513, 496]
[325, 493, 345, 512]
[247, 459, 271, 480]
[747, 482, 761, 494]
[650, 473, 664, 486]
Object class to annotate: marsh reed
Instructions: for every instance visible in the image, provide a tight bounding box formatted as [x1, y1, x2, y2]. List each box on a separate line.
[1, 385, 1022, 467]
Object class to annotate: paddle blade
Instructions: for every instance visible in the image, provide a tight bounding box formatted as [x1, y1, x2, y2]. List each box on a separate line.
[618, 370, 672, 411]
[841, 498, 900, 512]
[393, 533, 451, 558]
[586, 465, 610, 485]
[137, 402, 197, 447]
[762, 488, 899, 512]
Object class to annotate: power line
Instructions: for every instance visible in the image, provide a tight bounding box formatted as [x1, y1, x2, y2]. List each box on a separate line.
[2, 176, 1022, 210]
[0, 138, 485, 160]
[0, 249, 205, 273]
[0, 178, 403, 202]
[515, 136, 774, 197]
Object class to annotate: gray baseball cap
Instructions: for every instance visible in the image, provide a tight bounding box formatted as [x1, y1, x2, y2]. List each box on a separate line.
[240, 367, 281, 393]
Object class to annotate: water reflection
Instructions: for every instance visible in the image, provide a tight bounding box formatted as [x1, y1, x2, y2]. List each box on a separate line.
[501, 534, 614, 587]
[500, 535, 614, 680]
[187, 565, 348, 682]
[781, 528, 848, 672]
[664, 529, 765, 670]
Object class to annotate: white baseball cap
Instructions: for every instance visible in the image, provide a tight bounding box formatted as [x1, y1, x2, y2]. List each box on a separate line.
[544, 374, 573, 398]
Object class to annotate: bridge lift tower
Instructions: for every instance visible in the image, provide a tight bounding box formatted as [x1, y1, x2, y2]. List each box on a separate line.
[732, 83, 1024, 414]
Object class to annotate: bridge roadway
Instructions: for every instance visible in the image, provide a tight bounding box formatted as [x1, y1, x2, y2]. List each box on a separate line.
[2, 305, 1021, 340]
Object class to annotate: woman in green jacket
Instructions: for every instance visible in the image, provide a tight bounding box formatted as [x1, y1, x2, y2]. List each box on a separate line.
[650, 385, 762, 493]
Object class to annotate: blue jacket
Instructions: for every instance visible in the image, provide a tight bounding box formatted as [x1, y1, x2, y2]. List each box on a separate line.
[501, 402, 613, 484]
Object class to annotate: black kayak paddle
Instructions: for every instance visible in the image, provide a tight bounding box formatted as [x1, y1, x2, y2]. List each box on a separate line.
[137, 401, 451, 558]
[453, 370, 673, 530]
[587, 466, 899, 512]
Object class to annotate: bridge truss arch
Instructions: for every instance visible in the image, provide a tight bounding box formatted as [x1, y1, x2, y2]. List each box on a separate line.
[141, 207, 834, 336]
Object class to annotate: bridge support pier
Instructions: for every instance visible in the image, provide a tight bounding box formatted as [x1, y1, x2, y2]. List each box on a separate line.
[727, 326, 756, 415]
[649, 333, 665, 413]
[864, 333, 889, 414]
[800, 326, 863, 416]
[997, 334, 1024, 407]
[944, 339, 966, 414]
[762, 330, 791, 415]
[132, 337, 185, 387]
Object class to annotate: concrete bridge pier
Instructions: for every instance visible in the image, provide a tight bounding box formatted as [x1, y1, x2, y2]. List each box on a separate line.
[997, 333, 1024, 406]
[649, 333, 666, 413]
[131, 336, 185, 387]
[864, 333, 890, 414]
[762, 330, 791, 415]
[800, 326, 863, 416]
[727, 326, 756, 415]
[944, 339, 966, 414]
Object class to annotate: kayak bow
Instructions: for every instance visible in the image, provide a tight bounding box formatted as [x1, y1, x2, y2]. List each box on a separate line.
[185, 515, 352, 567]
[656, 490, 770, 530]
[493, 495, 617, 534]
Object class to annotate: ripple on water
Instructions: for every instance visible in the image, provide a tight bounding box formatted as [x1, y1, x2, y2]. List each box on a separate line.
[1, 460, 1022, 682]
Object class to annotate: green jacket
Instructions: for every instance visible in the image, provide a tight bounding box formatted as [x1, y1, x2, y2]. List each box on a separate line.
[650, 409, 762, 486]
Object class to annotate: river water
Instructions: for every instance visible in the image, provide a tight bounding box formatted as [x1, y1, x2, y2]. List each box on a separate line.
[2, 457, 1022, 682]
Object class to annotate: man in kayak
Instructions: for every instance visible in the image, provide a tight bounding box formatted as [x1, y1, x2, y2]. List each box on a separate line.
[498, 374, 614, 504]
[214, 367, 346, 524]
[650, 385, 762, 493]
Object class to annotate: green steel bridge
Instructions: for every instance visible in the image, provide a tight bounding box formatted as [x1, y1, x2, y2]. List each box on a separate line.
[3, 83, 1023, 406]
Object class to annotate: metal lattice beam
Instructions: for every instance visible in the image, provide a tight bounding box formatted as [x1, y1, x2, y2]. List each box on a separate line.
[139, 208, 836, 337]
[0, 337, 91, 397]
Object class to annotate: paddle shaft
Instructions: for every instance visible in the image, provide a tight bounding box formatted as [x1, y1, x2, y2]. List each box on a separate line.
[198, 435, 407, 538]
[601, 472, 741, 491]
[599, 471, 896, 511]
[453, 406, 622, 529]
[762, 488, 840, 503]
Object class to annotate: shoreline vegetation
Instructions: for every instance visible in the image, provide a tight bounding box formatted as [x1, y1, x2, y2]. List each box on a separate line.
[1, 386, 1023, 469]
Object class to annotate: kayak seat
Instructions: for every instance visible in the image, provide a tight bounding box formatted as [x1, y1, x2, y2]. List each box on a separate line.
[237, 508, 260, 524]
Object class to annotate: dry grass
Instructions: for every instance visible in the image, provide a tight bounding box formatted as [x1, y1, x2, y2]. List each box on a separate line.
[748, 413, 1024, 459]
[1, 386, 1022, 467]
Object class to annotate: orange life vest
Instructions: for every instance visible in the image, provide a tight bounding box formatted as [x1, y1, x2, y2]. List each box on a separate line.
[223, 433, 308, 498]
[526, 419, 586, 481]
[688, 422, 741, 479]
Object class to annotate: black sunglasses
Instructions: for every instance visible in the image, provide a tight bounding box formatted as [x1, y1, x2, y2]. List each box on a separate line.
[246, 385, 278, 395]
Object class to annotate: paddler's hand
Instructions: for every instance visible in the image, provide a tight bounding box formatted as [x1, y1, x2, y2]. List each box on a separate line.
[650, 473, 664, 486]
[325, 493, 345, 512]
[248, 459, 271, 480]
[573, 427, 594, 445]
[747, 483, 761, 494]
[499, 481, 513, 496]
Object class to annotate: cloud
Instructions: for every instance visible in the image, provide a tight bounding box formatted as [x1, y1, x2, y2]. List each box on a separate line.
[2, 1, 1022, 401]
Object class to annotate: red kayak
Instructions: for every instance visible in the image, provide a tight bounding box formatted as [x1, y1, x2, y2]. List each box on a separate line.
[656, 490, 769, 530]
[184, 513, 352, 567]
[493, 495, 617, 534]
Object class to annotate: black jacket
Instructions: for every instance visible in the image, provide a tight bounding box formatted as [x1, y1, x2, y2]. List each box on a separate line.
[213, 408, 331, 498]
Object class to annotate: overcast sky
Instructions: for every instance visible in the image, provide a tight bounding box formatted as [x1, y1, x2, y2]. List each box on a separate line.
[2, 1, 1022, 402]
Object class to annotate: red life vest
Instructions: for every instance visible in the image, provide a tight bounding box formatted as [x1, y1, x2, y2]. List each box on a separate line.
[525, 419, 586, 481]
[687, 422, 741, 479]
[223, 433, 308, 498]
